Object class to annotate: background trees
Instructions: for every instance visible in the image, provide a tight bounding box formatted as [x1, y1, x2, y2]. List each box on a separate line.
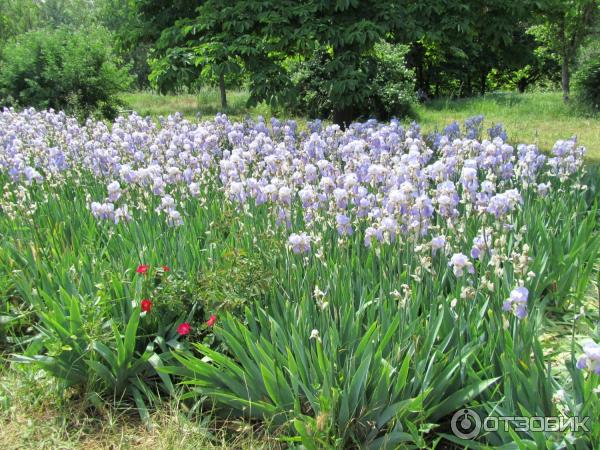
[531, 0, 598, 103]
[0, 0, 599, 119]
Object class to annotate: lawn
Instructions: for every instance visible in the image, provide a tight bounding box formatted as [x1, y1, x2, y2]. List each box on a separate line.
[414, 92, 600, 162]
[120, 89, 273, 122]
[122, 90, 600, 162]
[0, 362, 282, 450]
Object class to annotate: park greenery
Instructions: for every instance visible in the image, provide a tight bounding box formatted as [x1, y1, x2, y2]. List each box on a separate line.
[0, 1, 599, 120]
[1, 1, 600, 449]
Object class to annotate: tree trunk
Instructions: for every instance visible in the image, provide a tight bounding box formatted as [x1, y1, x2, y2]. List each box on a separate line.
[464, 75, 472, 98]
[417, 61, 424, 93]
[332, 106, 355, 130]
[480, 70, 487, 96]
[219, 72, 227, 110]
[561, 55, 570, 103]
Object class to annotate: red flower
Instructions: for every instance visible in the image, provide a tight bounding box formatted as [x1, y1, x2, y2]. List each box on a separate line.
[177, 322, 191, 336]
[136, 264, 150, 274]
[162, 265, 170, 272]
[206, 314, 217, 327]
[141, 299, 153, 313]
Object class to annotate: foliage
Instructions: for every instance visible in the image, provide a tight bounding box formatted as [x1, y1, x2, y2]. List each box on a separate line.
[0, 0, 103, 49]
[170, 297, 509, 448]
[289, 43, 415, 121]
[370, 42, 416, 120]
[530, 0, 599, 102]
[0, 0, 41, 48]
[288, 49, 337, 119]
[6, 242, 180, 414]
[0, 27, 131, 120]
[574, 39, 600, 112]
[148, 46, 202, 94]
[138, 0, 204, 94]
[0, 153, 273, 419]
[407, 0, 540, 97]
[487, 29, 562, 93]
[142, 0, 412, 123]
[96, 0, 153, 89]
[3, 0, 598, 106]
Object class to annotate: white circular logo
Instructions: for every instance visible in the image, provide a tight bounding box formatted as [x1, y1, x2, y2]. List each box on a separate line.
[451, 408, 481, 440]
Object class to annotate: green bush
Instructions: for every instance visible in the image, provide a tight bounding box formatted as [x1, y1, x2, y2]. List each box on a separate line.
[369, 42, 416, 120]
[574, 40, 600, 113]
[0, 27, 131, 119]
[290, 42, 416, 122]
[289, 49, 335, 119]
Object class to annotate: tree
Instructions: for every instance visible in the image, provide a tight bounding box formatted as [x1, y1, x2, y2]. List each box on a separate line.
[94, 0, 150, 88]
[278, 0, 412, 124]
[160, 4, 250, 108]
[407, 0, 538, 98]
[132, 0, 206, 93]
[532, 0, 598, 103]
[0, 0, 41, 47]
[146, 1, 414, 123]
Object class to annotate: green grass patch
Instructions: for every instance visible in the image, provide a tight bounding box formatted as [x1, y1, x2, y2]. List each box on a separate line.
[121, 89, 284, 124]
[415, 92, 600, 162]
[0, 362, 283, 449]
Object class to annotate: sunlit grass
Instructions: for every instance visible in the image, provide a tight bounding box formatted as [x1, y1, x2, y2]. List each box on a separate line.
[415, 92, 600, 162]
[121, 89, 288, 124]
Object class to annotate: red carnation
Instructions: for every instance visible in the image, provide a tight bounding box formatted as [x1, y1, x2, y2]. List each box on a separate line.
[206, 314, 217, 327]
[162, 265, 170, 272]
[177, 322, 191, 336]
[136, 264, 150, 274]
[141, 299, 153, 313]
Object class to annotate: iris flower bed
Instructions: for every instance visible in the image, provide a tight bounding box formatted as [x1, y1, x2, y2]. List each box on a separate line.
[0, 107, 599, 448]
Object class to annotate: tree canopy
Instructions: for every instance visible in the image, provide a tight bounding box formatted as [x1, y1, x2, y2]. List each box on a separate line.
[1, 0, 599, 119]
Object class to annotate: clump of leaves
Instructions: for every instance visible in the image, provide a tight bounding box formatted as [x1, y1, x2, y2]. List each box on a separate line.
[197, 247, 273, 314]
[574, 40, 600, 113]
[0, 26, 131, 120]
[288, 42, 416, 121]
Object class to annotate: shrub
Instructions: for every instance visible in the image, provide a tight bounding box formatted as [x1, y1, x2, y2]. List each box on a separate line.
[574, 40, 600, 113]
[0, 27, 131, 119]
[289, 49, 335, 119]
[369, 42, 417, 120]
[289, 42, 416, 122]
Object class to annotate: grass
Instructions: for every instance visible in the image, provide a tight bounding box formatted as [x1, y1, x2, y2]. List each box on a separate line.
[122, 89, 600, 162]
[414, 92, 600, 162]
[0, 362, 284, 450]
[120, 89, 274, 123]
